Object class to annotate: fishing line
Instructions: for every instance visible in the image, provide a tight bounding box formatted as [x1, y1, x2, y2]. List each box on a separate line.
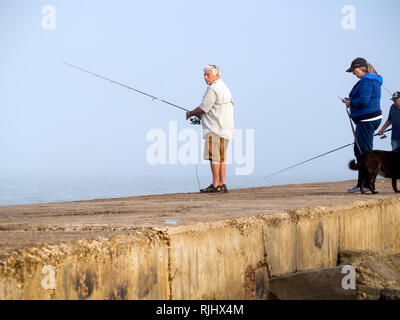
[382, 84, 393, 97]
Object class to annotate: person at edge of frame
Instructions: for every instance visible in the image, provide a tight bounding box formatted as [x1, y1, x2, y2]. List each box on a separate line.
[378, 91, 400, 150]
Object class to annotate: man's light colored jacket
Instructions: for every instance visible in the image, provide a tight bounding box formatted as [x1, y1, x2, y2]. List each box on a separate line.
[198, 79, 234, 140]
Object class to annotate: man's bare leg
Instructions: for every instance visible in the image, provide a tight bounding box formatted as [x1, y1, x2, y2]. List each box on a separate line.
[219, 162, 226, 185]
[210, 161, 220, 187]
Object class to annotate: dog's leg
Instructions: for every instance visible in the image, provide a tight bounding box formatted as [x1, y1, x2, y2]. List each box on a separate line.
[360, 181, 366, 194]
[360, 168, 366, 194]
[392, 178, 400, 193]
[369, 174, 378, 194]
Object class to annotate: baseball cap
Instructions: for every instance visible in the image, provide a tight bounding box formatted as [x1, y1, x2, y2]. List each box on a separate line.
[391, 91, 400, 101]
[346, 57, 368, 72]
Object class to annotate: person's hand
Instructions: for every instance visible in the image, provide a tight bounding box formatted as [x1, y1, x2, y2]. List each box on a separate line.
[378, 129, 384, 136]
[186, 111, 191, 120]
[342, 98, 351, 108]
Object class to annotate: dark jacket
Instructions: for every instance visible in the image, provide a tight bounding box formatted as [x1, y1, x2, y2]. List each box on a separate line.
[349, 73, 382, 123]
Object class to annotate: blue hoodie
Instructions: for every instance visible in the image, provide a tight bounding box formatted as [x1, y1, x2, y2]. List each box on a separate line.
[349, 73, 383, 123]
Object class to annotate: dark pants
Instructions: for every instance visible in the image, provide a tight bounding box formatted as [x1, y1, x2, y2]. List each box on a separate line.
[354, 119, 382, 188]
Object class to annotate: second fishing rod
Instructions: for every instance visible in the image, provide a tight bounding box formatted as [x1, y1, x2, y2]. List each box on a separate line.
[264, 128, 392, 179]
[265, 76, 395, 180]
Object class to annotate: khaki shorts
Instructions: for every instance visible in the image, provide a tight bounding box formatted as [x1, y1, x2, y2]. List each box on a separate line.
[203, 132, 229, 162]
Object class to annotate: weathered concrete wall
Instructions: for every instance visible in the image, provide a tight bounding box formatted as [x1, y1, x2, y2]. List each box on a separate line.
[1, 198, 400, 299]
[168, 218, 268, 300]
[263, 208, 340, 276]
[0, 230, 170, 300]
[339, 202, 383, 251]
[264, 199, 400, 277]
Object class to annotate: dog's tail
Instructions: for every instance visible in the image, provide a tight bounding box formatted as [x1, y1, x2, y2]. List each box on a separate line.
[348, 160, 360, 171]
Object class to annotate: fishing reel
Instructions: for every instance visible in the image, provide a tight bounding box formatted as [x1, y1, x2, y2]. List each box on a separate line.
[189, 116, 201, 125]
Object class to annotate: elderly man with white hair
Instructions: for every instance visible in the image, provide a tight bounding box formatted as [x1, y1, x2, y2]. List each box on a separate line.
[186, 64, 234, 193]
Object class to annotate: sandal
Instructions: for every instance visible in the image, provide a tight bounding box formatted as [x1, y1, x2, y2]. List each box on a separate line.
[200, 184, 221, 193]
[219, 184, 228, 193]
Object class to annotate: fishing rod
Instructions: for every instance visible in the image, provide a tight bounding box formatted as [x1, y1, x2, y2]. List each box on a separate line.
[265, 72, 395, 180]
[338, 96, 363, 154]
[64, 62, 203, 191]
[63, 62, 201, 125]
[382, 84, 393, 97]
[263, 128, 392, 179]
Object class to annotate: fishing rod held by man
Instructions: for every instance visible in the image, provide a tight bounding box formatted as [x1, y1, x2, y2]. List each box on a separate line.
[185, 64, 235, 193]
[63, 62, 201, 125]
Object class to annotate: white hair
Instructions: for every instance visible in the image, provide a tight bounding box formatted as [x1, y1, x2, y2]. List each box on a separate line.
[204, 64, 221, 76]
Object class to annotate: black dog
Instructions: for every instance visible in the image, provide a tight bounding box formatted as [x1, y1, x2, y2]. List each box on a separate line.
[349, 148, 400, 194]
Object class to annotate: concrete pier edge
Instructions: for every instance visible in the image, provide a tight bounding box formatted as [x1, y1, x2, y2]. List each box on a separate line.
[0, 197, 399, 299]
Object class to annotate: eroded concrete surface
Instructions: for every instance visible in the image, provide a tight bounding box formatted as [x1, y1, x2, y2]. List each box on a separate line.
[0, 179, 398, 253]
[0, 179, 399, 299]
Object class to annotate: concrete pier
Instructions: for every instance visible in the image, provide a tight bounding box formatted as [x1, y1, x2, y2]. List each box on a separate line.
[0, 179, 399, 299]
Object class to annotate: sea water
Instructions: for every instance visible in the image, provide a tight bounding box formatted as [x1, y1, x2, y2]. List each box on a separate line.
[0, 173, 352, 207]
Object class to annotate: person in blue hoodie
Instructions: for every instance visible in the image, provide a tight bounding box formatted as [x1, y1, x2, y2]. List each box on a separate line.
[341, 57, 383, 193]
